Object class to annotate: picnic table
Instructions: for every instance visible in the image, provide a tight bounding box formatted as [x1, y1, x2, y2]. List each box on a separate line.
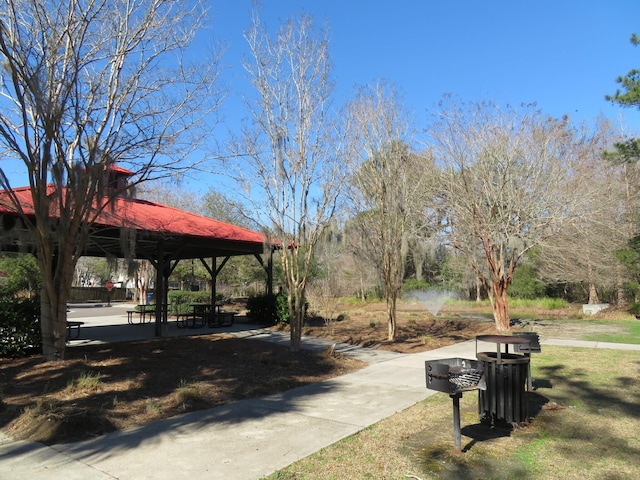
[126, 304, 156, 324]
[209, 305, 235, 328]
[176, 303, 234, 328]
[176, 303, 216, 328]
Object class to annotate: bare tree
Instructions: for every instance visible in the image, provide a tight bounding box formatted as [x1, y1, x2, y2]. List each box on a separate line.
[346, 83, 437, 340]
[341, 216, 381, 300]
[536, 119, 625, 304]
[307, 237, 344, 334]
[429, 98, 603, 331]
[232, 12, 346, 352]
[0, 0, 223, 360]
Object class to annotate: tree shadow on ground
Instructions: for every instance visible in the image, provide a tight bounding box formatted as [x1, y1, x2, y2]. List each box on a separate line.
[0, 334, 363, 445]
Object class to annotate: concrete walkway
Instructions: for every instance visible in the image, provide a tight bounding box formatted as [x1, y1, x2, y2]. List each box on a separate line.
[1, 305, 639, 480]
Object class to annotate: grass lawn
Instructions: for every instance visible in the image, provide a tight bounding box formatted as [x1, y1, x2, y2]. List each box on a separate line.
[583, 319, 640, 344]
[264, 345, 640, 480]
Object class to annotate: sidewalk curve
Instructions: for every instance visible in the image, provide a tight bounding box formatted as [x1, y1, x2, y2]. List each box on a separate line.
[2, 319, 640, 480]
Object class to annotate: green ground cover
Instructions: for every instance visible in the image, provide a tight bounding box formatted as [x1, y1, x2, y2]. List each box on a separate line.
[584, 320, 640, 344]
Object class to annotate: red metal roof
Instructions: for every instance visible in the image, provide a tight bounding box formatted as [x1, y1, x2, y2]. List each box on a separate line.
[0, 185, 266, 257]
[103, 196, 265, 244]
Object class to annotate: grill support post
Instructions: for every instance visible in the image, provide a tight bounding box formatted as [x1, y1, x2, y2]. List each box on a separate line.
[425, 358, 484, 453]
[451, 392, 462, 453]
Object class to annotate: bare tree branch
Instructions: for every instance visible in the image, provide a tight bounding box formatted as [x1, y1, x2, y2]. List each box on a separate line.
[0, 0, 224, 360]
[428, 97, 614, 330]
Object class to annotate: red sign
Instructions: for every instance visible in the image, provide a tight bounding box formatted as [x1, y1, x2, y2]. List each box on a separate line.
[106, 281, 114, 291]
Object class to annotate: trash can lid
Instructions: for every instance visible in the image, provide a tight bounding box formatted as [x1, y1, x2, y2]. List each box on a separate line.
[476, 334, 532, 344]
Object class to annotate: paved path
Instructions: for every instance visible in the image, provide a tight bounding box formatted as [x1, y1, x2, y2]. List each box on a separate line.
[1, 305, 639, 479]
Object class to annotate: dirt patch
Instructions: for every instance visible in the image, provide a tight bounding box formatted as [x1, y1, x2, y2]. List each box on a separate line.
[300, 312, 501, 353]
[300, 299, 618, 352]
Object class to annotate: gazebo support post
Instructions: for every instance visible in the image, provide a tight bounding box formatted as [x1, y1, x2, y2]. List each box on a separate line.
[152, 241, 171, 337]
[253, 248, 274, 296]
[211, 257, 216, 307]
[199, 256, 231, 308]
[267, 248, 273, 296]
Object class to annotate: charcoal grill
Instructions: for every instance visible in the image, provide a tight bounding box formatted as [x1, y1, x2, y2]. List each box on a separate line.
[425, 358, 485, 452]
[426, 357, 486, 394]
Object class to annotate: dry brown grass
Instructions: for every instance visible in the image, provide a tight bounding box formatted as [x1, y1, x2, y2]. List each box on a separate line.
[265, 346, 640, 480]
[262, 300, 640, 479]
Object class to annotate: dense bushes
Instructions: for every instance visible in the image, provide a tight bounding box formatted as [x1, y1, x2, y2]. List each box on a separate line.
[509, 263, 546, 299]
[0, 297, 41, 358]
[246, 293, 280, 325]
[400, 279, 432, 295]
[246, 292, 307, 325]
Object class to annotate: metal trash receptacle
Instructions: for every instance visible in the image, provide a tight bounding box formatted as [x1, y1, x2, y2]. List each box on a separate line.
[477, 351, 529, 425]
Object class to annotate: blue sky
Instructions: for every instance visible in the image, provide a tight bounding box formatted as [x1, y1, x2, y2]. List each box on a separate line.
[211, 0, 639, 124]
[2, 0, 640, 190]
[178, 0, 640, 193]
[212, 0, 640, 120]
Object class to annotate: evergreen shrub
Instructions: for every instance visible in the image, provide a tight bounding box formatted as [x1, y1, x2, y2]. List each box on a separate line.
[246, 293, 278, 325]
[0, 297, 41, 358]
[246, 292, 308, 325]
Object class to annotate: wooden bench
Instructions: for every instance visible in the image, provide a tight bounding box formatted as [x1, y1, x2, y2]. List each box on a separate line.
[66, 321, 85, 341]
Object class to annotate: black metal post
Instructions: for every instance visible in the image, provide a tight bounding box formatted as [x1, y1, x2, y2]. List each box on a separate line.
[451, 392, 462, 453]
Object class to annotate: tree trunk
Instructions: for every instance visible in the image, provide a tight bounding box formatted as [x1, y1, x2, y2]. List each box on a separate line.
[289, 284, 306, 353]
[588, 282, 600, 304]
[40, 289, 69, 361]
[290, 304, 301, 353]
[414, 255, 424, 282]
[386, 294, 397, 341]
[616, 263, 626, 307]
[491, 280, 511, 332]
[39, 252, 75, 361]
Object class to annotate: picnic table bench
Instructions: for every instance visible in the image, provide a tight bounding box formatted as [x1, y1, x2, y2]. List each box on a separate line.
[66, 321, 84, 340]
[176, 303, 214, 329]
[209, 310, 235, 328]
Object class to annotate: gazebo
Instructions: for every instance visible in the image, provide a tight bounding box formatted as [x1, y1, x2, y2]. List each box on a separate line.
[0, 166, 272, 336]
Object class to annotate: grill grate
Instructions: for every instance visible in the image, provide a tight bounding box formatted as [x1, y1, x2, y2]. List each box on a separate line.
[448, 366, 484, 390]
[426, 359, 485, 394]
